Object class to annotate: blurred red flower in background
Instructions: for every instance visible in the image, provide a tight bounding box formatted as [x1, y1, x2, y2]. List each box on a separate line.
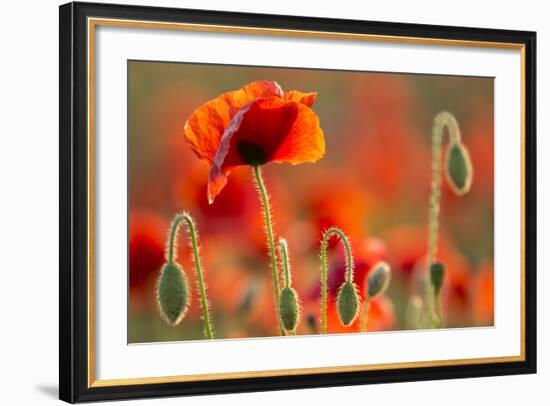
[346, 75, 431, 205]
[129, 210, 168, 312]
[302, 172, 371, 243]
[472, 262, 494, 326]
[382, 225, 477, 327]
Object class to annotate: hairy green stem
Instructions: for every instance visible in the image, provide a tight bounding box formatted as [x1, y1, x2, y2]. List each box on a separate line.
[320, 227, 354, 334]
[406, 295, 424, 329]
[279, 239, 291, 288]
[168, 212, 214, 339]
[252, 166, 284, 335]
[360, 299, 370, 332]
[433, 292, 442, 328]
[427, 112, 461, 327]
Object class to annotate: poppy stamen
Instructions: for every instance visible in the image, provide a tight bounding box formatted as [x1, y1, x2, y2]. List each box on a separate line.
[237, 140, 268, 165]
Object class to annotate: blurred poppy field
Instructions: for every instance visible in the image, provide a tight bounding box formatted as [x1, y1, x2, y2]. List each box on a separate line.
[128, 61, 494, 343]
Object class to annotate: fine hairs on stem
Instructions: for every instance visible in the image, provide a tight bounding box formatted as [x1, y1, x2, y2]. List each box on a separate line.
[279, 238, 292, 288]
[278, 238, 300, 334]
[252, 165, 284, 335]
[166, 212, 214, 339]
[427, 111, 473, 327]
[360, 300, 370, 332]
[320, 227, 358, 333]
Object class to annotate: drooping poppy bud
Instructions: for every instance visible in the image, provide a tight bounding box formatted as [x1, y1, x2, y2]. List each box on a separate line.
[156, 262, 190, 326]
[279, 286, 300, 332]
[446, 142, 473, 195]
[367, 261, 392, 298]
[430, 262, 445, 295]
[336, 282, 360, 326]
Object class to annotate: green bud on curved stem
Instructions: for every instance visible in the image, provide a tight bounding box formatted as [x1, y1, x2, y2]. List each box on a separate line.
[164, 212, 214, 339]
[337, 282, 360, 327]
[427, 111, 473, 328]
[156, 262, 190, 326]
[320, 227, 355, 333]
[446, 142, 473, 195]
[279, 287, 300, 332]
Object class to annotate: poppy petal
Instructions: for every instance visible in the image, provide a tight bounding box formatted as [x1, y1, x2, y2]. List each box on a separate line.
[284, 90, 317, 107]
[207, 97, 325, 203]
[184, 81, 284, 164]
[184, 94, 233, 165]
[207, 102, 254, 204]
[270, 102, 325, 164]
[207, 101, 255, 204]
[230, 80, 283, 114]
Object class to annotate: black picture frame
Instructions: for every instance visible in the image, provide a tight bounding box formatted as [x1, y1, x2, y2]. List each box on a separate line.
[59, 1, 537, 403]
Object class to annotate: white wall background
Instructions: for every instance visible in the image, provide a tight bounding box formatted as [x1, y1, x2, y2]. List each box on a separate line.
[0, 0, 546, 404]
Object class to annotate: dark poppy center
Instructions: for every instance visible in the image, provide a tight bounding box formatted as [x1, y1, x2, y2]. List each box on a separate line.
[237, 141, 268, 165]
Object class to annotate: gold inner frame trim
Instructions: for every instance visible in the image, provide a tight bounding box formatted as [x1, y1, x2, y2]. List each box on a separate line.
[87, 17, 526, 388]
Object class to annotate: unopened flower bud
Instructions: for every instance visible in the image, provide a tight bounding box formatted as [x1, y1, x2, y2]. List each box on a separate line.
[156, 262, 190, 326]
[446, 142, 473, 195]
[430, 262, 445, 294]
[279, 287, 300, 332]
[367, 261, 391, 298]
[337, 282, 360, 326]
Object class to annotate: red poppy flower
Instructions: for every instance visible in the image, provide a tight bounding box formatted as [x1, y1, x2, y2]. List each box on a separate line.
[184, 80, 325, 203]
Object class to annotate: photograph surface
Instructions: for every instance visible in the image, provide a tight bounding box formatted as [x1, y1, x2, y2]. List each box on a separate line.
[128, 61, 494, 343]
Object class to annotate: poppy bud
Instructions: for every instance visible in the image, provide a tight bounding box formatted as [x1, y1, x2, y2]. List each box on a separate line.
[367, 261, 391, 298]
[156, 262, 190, 326]
[279, 286, 300, 332]
[337, 282, 360, 326]
[446, 142, 473, 195]
[430, 262, 445, 294]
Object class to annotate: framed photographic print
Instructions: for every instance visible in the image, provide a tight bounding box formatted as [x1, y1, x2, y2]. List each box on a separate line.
[59, 1, 537, 403]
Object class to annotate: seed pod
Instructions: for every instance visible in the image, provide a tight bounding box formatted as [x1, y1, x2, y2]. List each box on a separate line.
[446, 142, 473, 195]
[279, 286, 300, 332]
[336, 282, 360, 326]
[367, 261, 391, 298]
[430, 262, 445, 294]
[156, 262, 190, 326]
